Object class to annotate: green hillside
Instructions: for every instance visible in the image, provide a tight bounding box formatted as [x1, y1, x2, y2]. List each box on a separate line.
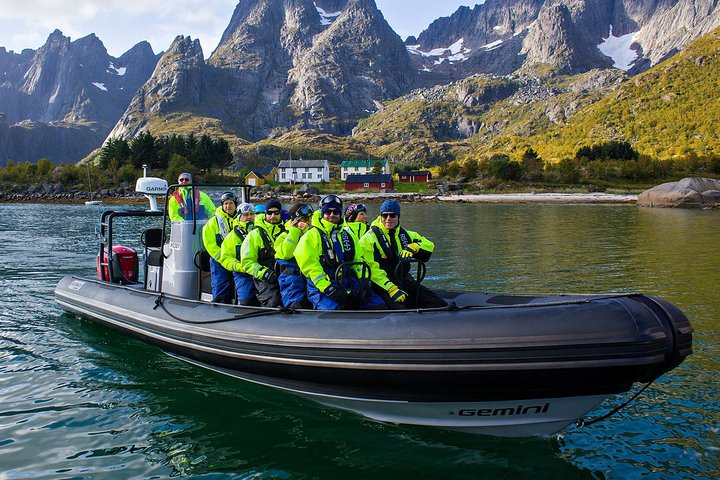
[485, 27, 720, 162]
[351, 68, 627, 166]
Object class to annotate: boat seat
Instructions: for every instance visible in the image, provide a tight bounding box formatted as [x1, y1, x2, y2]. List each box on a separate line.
[141, 228, 163, 249]
[147, 250, 163, 267]
[486, 295, 540, 305]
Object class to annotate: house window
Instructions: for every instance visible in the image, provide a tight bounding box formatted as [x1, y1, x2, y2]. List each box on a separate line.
[305, 167, 309, 172]
[354, 167, 358, 171]
[281, 172, 286, 179]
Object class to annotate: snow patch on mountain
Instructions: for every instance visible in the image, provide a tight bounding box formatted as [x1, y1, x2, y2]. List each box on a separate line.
[315, 2, 341, 26]
[107, 62, 127, 76]
[598, 26, 639, 71]
[407, 38, 472, 69]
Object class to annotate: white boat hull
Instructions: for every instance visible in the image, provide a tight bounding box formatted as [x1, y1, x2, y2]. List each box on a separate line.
[173, 353, 606, 437]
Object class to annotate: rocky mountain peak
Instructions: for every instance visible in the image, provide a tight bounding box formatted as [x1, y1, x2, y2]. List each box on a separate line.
[287, 0, 415, 133]
[521, 3, 579, 72]
[134, 35, 204, 114]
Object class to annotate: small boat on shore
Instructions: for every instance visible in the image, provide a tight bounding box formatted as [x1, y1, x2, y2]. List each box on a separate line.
[54, 177, 693, 437]
[84, 165, 103, 206]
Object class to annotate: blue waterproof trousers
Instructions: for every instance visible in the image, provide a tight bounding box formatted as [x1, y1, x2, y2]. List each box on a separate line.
[210, 257, 234, 303]
[306, 277, 385, 310]
[233, 272, 256, 306]
[277, 260, 309, 308]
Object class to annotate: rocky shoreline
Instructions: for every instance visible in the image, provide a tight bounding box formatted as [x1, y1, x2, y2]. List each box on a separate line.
[0, 189, 640, 205]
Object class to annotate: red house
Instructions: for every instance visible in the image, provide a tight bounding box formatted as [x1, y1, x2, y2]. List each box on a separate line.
[345, 174, 394, 191]
[398, 170, 432, 182]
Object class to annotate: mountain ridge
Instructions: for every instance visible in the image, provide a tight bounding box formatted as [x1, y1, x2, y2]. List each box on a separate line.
[1, 0, 720, 167]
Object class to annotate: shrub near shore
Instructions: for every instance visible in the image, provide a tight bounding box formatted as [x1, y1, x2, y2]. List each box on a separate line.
[3, 138, 719, 202]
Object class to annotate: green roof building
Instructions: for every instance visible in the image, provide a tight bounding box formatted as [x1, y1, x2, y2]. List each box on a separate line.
[340, 159, 389, 180]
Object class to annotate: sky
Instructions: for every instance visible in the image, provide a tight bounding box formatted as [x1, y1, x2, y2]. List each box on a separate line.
[0, 0, 479, 58]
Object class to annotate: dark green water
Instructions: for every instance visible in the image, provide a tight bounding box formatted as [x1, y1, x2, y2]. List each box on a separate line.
[1, 202, 718, 479]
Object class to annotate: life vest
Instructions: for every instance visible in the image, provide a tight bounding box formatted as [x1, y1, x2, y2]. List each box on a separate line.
[232, 225, 249, 261]
[214, 212, 232, 247]
[172, 188, 202, 220]
[370, 225, 412, 279]
[317, 225, 356, 272]
[256, 225, 284, 270]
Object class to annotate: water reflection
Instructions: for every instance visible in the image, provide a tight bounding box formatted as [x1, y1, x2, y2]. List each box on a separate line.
[0, 203, 718, 478]
[56, 317, 599, 479]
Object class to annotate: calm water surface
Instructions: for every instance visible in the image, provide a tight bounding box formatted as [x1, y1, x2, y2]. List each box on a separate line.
[0, 202, 718, 479]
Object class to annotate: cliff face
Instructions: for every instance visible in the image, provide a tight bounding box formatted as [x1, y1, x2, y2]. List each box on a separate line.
[111, 0, 415, 141]
[0, 31, 160, 165]
[287, 0, 415, 134]
[409, 0, 720, 78]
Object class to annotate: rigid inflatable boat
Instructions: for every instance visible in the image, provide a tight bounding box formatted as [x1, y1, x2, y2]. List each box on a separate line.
[54, 178, 693, 437]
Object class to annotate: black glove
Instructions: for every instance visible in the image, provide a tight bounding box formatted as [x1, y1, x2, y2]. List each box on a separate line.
[325, 285, 348, 307]
[262, 269, 277, 283]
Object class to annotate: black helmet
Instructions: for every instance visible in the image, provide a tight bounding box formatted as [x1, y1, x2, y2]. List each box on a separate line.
[221, 191, 238, 205]
[319, 194, 342, 211]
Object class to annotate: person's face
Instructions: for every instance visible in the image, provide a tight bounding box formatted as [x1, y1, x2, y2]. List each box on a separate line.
[381, 212, 398, 229]
[178, 176, 191, 186]
[265, 208, 281, 224]
[323, 208, 342, 224]
[239, 211, 254, 223]
[355, 211, 368, 224]
[223, 200, 236, 216]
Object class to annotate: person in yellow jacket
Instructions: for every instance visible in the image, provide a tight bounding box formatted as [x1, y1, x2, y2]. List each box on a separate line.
[359, 199, 447, 309]
[240, 199, 285, 307]
[294, 195, 386, 310]
[274, 203, 314, 309]
[167, 172, 215, 222]
[343, 203, 369, 239]
[201, 191, 238, 303]
[218, 202, 256, 305]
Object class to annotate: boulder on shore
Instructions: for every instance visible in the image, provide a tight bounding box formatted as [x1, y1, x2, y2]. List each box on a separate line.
[637, 177, 720, 208]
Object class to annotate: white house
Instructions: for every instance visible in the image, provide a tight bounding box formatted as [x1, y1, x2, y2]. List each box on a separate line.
[340, 159, 389, 180]
[277, 159, 329, 183]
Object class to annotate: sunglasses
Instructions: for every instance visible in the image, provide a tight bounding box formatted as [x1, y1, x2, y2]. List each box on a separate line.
[381, 212, 397, 219]
[178, 177, 191, 183]
[266, 210, 281, 216]
[324, 209, 341, 215]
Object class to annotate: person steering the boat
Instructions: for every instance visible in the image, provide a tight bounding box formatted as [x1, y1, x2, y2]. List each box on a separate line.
[167, 172, 215, 222]
[240, 199, 285, 307]
[219, 203, 257, 305]
[273, 203, 314, 309]
[360, 199, 447, 309]
[294, 195, 386, 310]
[201, 191, 238, 303]
[343, 203, 369, 238]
